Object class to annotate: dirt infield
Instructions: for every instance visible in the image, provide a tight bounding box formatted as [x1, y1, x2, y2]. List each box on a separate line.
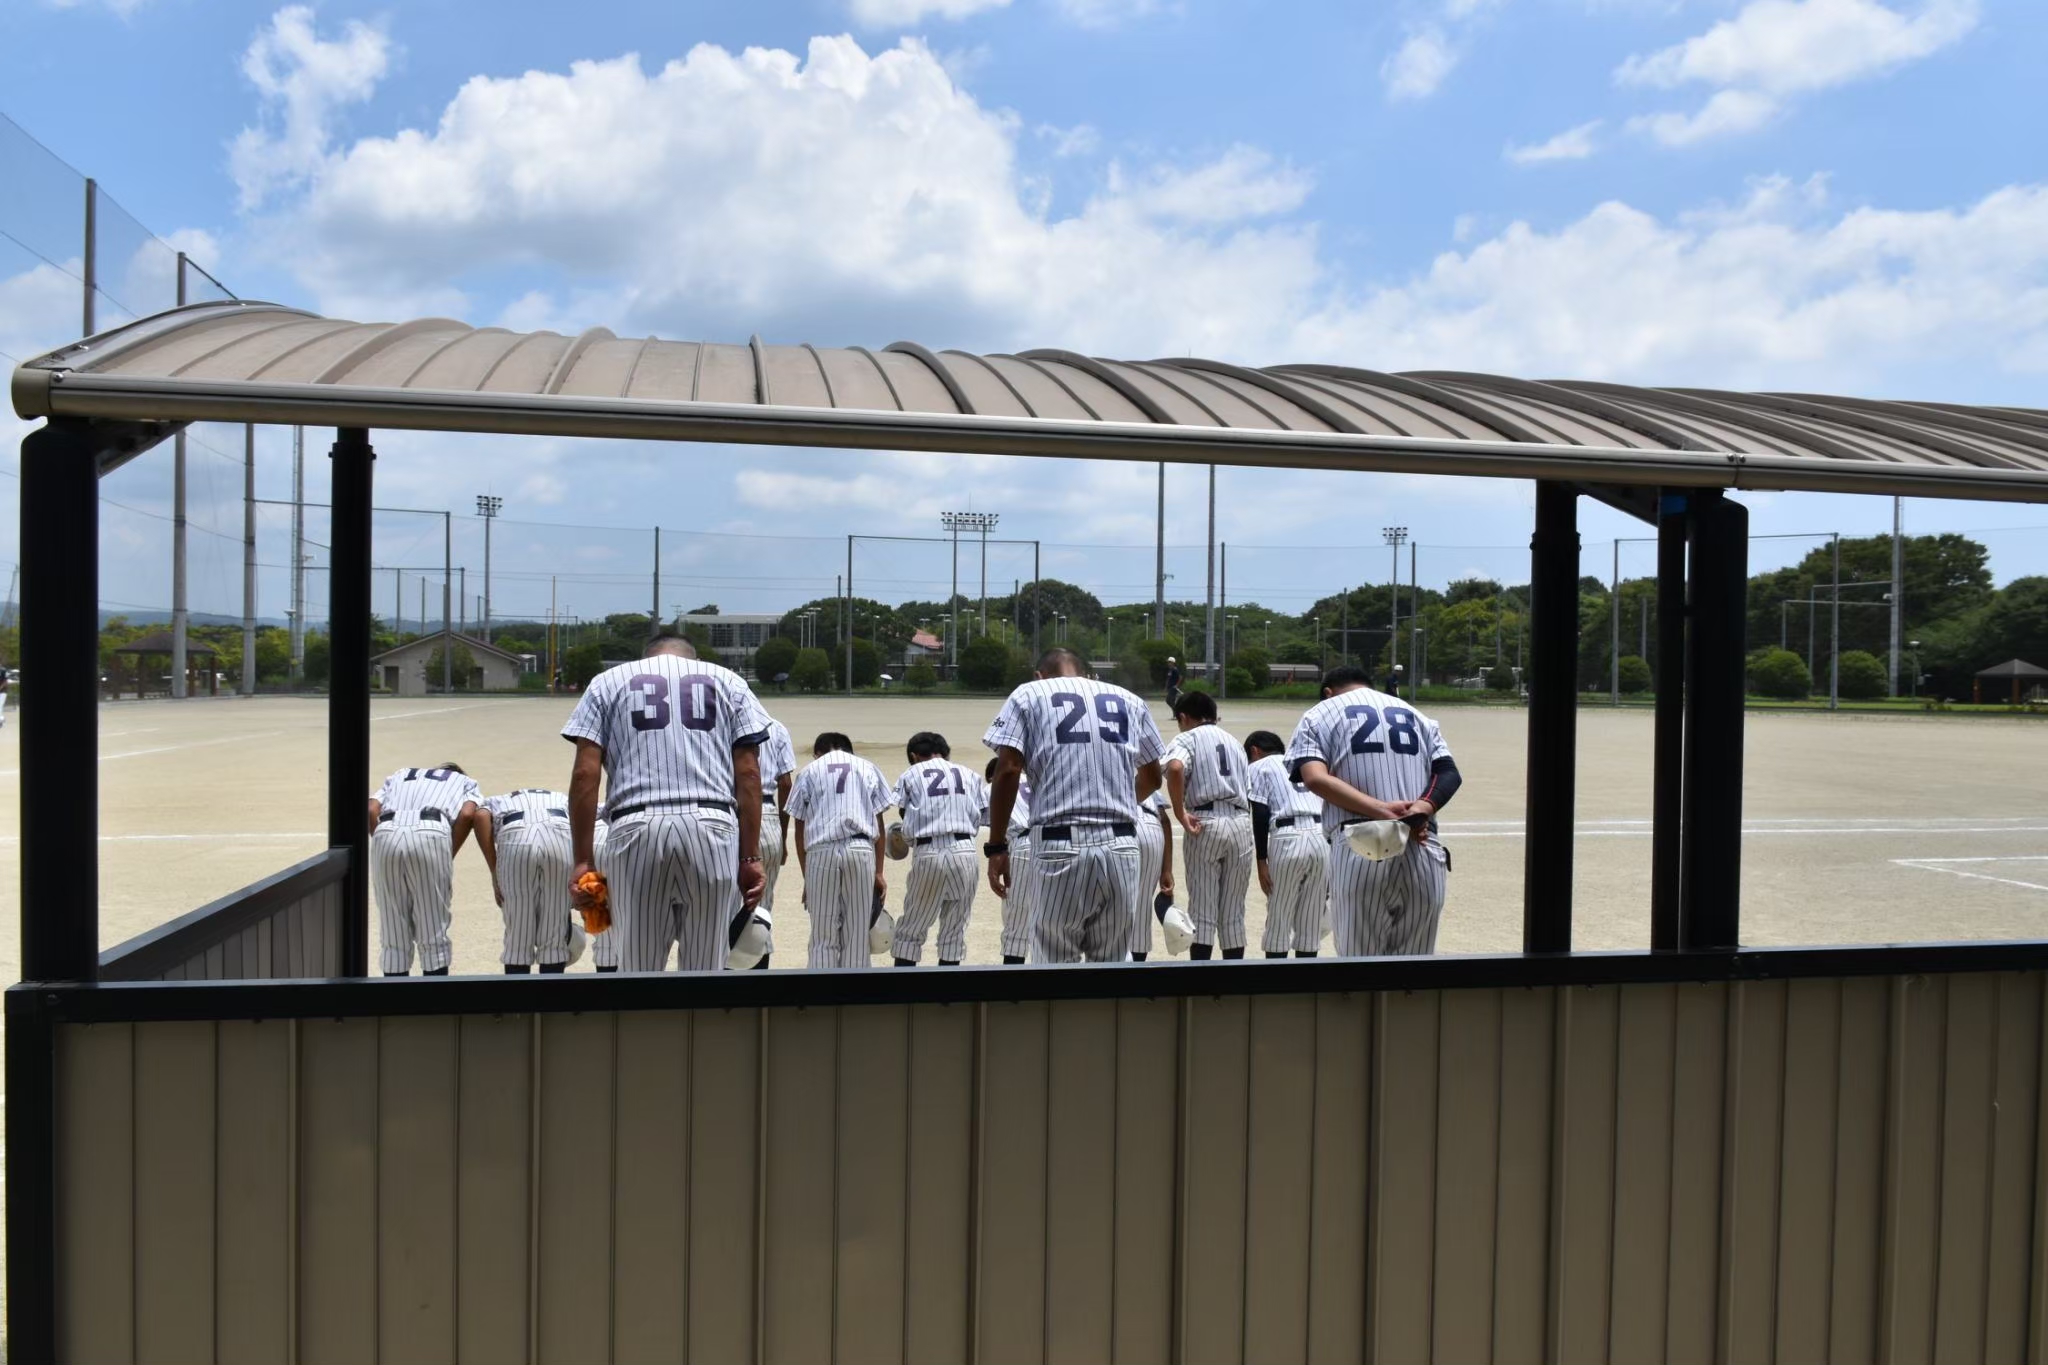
[1, 692, 2045, 980]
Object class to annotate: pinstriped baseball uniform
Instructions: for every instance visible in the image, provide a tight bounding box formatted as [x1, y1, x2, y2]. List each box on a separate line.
[753, 718, 797, 959]
[563, 655, 772, 972]
[1287, 688, 1453, 957]
[1248, 754, 1327, 954]
[789, 752, 892, 968]
[995, 782, 1034, 959]
[486, 788, 575, 966]
[1129, 788, 1171, 956]
[371, 766, 480, 974]
[889, 759, 988, 963]
[985, 677, 1163, 962]
[1165, 724, 1254, 951]
[588, 812, 617, 968]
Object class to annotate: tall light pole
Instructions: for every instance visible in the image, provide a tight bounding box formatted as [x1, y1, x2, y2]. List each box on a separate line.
[476, 495, 503, 644]
[941, 511, 999, 655]
[1154, 462, 1166, 639]
[1383, 526, 1407, 684]
[1889, 497, 1905, 696]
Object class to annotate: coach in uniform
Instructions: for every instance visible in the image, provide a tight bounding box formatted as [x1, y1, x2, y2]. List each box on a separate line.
[1244, 730, 1327, 957]
[1286, 665, 1462, 956]
[564, 634, 771, 971]
[367, 762, 482, 976]
[473, 786, 576, 973]
[985, 647, 1164, 962]
[1163, 690, 1254, 960]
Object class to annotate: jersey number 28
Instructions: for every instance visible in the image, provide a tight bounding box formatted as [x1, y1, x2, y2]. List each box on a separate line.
[1346, 704, 1421, 755]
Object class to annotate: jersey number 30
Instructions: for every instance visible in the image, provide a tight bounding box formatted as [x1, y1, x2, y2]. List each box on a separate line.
[628, 674, 717, 732]
[1346, 704, 1421, 755]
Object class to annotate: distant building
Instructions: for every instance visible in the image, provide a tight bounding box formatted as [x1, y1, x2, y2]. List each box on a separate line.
[682, 613, 781, 672]
[904, 629, 942, 668]
[370, 631, 529, 696]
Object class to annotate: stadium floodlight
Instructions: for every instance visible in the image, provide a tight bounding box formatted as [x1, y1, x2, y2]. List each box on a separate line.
[1382, 527, 1408, 679]
[940, 511, 999, 662]
[476, 495, 504, 643]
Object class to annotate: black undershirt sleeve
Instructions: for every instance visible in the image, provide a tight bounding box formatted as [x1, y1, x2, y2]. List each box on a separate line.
[1251, 801, 1271, 861]
[1422, 756, 1463, 811]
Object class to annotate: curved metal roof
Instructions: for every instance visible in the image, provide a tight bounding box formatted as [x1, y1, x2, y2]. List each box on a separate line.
[14, 301, 2048, 502]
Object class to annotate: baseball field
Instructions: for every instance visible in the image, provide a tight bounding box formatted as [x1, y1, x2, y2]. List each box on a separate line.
[1, 692, 2045, 981]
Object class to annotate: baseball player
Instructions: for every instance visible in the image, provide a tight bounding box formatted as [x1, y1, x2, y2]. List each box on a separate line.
[746, 716, 797, 970]
[1245, 730, 1327, 957]
[1286, 665, 1462, 956]
[887, 731, 987, 966]
[984, 756, 1035, 964]
[366, 762, 482, 976]
[473, 787, 576, 973]
[985, 647, 1164, 962]
[563, 634, 771, 972]
[588, 805, 619, 971]
[1163, 691, 1254, 960]
[788, 732, 892, 968]
[1128, 786, 1176, 960]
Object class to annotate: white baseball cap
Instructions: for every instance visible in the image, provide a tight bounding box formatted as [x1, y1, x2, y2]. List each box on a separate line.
[1344, 819, 1412, 862]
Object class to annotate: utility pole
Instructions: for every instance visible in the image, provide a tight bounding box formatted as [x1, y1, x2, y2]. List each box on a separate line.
[1219, 541, 1228, 699]
[1383, 526, 1407, 684]
[941, 511, 998, 659]
[242, 424, 257, 695]
[441, 512, 452, 693]
[1409, 542, 1419, 688]
[1830, 532, 1841, 711]
[1610, 539, 1621, 706]
[477, 495, 503, 643]
[1889, 497, 1904, 697]
[548, 575, 558, 694]
[652, 525, 661, 638]
[1154, 462, 1166, 638]
[290, 426, 305, 685]
[1203, 466, 1216, 681]
[846, 535, 855, 698]
[458, 568, 466, 637]
[171, 252, 188, 699]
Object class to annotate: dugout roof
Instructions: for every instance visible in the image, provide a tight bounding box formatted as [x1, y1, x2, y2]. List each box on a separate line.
[13, 300, 2048, 503]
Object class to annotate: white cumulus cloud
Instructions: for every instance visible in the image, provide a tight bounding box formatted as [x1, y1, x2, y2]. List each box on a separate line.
[849, 0, 1011, 26]
[1381, 28, 1459, 100]
[1505, 119, 1602, 165]
[1618, 0, 1977, 145]
[229, 5, 392, 208]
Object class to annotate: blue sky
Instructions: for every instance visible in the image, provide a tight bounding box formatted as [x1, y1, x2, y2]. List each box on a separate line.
[3, 0, 2046, 626]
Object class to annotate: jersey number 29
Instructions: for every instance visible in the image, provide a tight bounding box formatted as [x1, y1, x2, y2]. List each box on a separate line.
[1052, 691, 1130, 744]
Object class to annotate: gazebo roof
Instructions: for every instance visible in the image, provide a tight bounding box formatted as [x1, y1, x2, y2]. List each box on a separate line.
[1976, 658, 2048, 678]
[14, 301, 2048, 504]
[112, 631, 219, 655]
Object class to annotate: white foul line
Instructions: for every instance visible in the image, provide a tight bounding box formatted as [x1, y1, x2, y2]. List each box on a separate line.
[1893, 857, 2048, 894]
[375, 701, 523, 722]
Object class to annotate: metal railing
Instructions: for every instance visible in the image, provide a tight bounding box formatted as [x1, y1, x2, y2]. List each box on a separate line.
[97, 848, 349, 982]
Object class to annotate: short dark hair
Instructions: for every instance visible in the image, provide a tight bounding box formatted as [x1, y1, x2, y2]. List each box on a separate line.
[907, 730, 950, 761]
[1171, 690, 1218, 723]
[1035, 646, 1085, 677]
[646, 633, 697, 658]
[1244, 730, 1285, 758]
[1320, 665, 1373, 696]
[438, 761, 467, 775]
[812, 731, 854, 756]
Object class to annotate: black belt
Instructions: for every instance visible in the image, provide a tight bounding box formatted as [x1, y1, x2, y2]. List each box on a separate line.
[1274, 815, 1306, 827]
[497, 807, 569, 826]
[914, 832, 974, 846]
[609, 799, 734, 819]
[1192, 801, 1243, 813]
[1037, 822, 1137, 841]
[379, 806, 446, 824]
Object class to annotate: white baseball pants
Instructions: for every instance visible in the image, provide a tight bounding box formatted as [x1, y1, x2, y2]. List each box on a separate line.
[756, 804, 784, 959]
[605, 809, 741, 972]
[999, 836, 1034, 959]
[1260, 825, 1329, 954]
[496, 823, 575, 966]
[804, 838, 876, 969]
[1030, 826, 1140, 963]
[1185, 811, 1253, 951]
[372, 816, 454, 974]
[1328, 834, 1449, 957]
[890, 844, 979, 962]
[1129, 817, 1165, 955]
[588, 823, 617, 968]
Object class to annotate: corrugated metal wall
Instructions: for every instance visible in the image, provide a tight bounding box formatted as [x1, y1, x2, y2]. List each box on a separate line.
[51, 972, 2048, 1364]
[117, 878, 346, 982]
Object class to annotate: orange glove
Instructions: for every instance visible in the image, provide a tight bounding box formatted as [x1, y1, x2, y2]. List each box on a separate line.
[572, 869, 612, 935]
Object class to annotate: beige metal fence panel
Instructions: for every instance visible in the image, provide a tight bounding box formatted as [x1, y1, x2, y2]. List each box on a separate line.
[763, 1004, 837, 1365]
[904, 1002, 975, 1365]
[1184, 994, 1253, 1365]
[1721, 979, 1788, 1365]
[133, 1021, 218, 1361]
[455, 1013, 533, 1365]
[978, 1000, 1050, 1364]
[1113, 997, 1181, 1365]
[687, 1007, 761, 1365]
[1044, 997, 1118, 1365]
[297, 1018, 379, 1365]
[536, 1012, 616, 1364]
[1551, 985, 1620, 1365]
[612, 1009, 693, 1364]
[1491, 986, 1554, 1365]
[377, 1015, 460, 1363]
[216, 1019, 292, 1365]
[1368, 989, 1438, 1365]
[1665, 983, 1729, 1365]
[1777, 979, 1843, 1364]
[1609, 984, 1679, 1365]
[59, 1023, 135, 1364]
[1881, 973, 1948, 1364]
[837, 1003, 911, 1365]
[1984, 974, 2043, 1365]
[1431, 987, 1502, 1365]
[1830, 977, 1892, 1365]
[1243, 994, 1318, 1365]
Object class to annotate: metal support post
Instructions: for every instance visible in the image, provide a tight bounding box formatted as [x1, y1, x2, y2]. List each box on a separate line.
[1680, 490, 1747, 950]
[652, 525, 661, 637]
[243, 425, 257, 695]
[1203, 464, 1216, 679]
[1219, 542, 1228, 699]
[1409, 543, 1420, 688]
[846, 534, 855, 696]
[1651, 493, 1688, 951]
[1889, 497, 1904, 696]
[20, 420, 103, 981]
[1033, 543, 1042, 658]
[1609, 538, 1620, 706]
[290, 426, 305, 684]
[1522, 482, 1578, 953]
[330, 428, 375, 975]
[1830, 532, 1841, 711]
[442, 512, 453, 692]
[171, 254, 189, 699]
[1154, 462, 1166, 638]
[81, 177, 96, 335]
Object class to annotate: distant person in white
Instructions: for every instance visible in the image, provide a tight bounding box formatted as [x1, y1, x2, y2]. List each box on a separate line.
[563, 634, 771, 972]
[888, 731, 988, 966]
[788, 731, 892, 968]
[367, 762, 482, 975]
[1127, 786, 1176, 960]
[985, 647, 1164, 963]
[984, 757, 1036, 964]
[748, 715, 798, 970]
[473, 788, 576, 974]
[1163, 689, 1254, 960]
[1286, 665, 1461, 956]
[1244, 730, 1327, 957]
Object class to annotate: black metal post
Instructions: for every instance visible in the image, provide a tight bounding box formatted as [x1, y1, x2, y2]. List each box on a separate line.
[330, 429, 375, 975]
[6, 992, 57, 1362]
[1680, 490, 1747, 950]
[20, 421, 102, 983]
[1522, 482, 1578, 954]
[1651, 493, 1688, 952]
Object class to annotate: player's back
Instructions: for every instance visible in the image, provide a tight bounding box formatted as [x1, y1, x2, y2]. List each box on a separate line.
[1165, 723, 1249, 810]
[377, 765, 479, 817]
[895, 759, 988, 839]
[489, 787, 568, 829]
[985, 677, 1162, 828]
[791, 751, 891, 842]
[563, 654, 770, 810]
[1289, 687, 1449, 832]
[1250, 753, 1323, 821]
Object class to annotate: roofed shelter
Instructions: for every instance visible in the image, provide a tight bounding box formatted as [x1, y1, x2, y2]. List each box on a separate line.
[108, 628, 219, 698]
[1975, 656, 2048, 703]
[12, 301, 2048, 1362]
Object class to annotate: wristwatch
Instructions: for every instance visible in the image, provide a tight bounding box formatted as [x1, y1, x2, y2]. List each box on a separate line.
[983, 840, 1009, 856]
